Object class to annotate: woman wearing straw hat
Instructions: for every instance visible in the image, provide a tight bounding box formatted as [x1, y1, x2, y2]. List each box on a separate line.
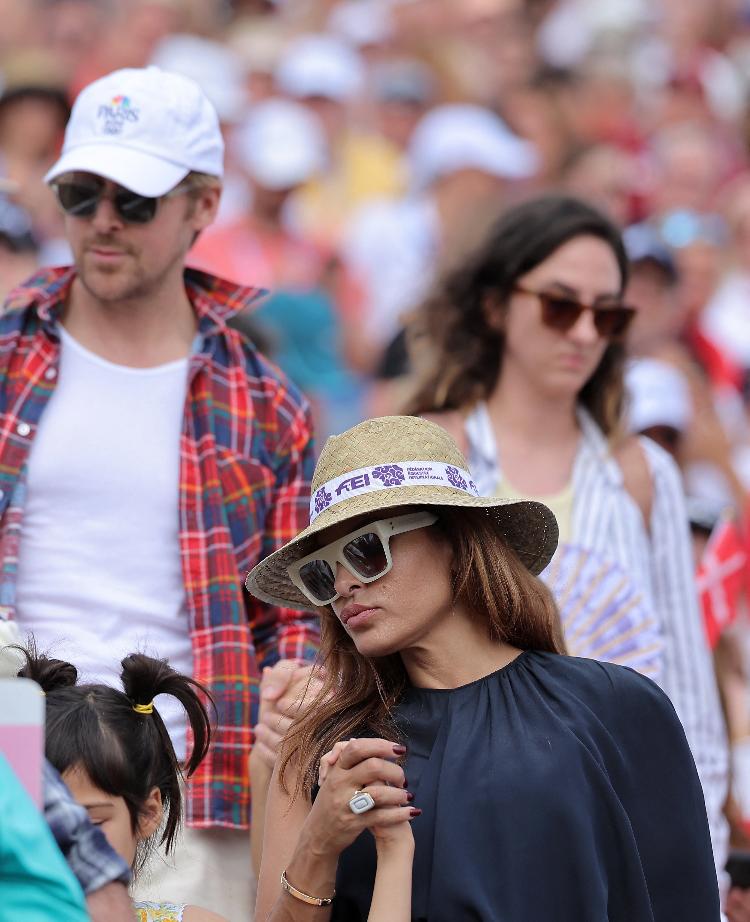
[248, 415, 718, 921]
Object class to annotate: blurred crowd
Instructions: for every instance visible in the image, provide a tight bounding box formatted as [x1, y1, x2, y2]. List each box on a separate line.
[7, 0, 750, 861]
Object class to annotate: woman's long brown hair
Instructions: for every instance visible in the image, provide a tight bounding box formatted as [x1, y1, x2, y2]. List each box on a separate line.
[403, 195, 630, 436]
[279, 506, 564, 801]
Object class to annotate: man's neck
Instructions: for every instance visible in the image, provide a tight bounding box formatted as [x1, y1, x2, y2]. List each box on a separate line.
[63, 272, 198, 368]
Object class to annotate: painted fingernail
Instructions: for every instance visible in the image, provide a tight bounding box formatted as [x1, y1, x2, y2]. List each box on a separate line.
[393, 744, 407, 755]
[409, 808, 422, 817]
[402, 777, 409, 789]
[405, 792, 415, 802]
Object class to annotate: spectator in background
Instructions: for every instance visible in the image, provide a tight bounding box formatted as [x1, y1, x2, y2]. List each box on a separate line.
[623, 222, 682, 357]
[701, 176, 750, 380]
[560, 142, 639, 227]
[0, 66, 70, 259]
[368, 57, 436, 152]
[190, 98, 368, 439]
[275, 33, 406, 247]
[625, 216, 750, 515]
[227, 16, 288, 104]
[648, 121, 731, 218]
[625, 356, 693, 462]
[344, 103, 538, 388]
[0, 192, 38, 299]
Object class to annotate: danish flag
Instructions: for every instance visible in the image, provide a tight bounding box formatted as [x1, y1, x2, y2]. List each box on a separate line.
[696, 514, 747, 648]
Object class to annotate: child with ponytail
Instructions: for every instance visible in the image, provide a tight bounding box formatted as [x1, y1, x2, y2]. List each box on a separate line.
[16, 646, 227, 922]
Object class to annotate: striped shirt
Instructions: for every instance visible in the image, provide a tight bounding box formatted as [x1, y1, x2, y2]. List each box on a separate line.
[0, 267, 319, 829]
[465, 401, 730, 876]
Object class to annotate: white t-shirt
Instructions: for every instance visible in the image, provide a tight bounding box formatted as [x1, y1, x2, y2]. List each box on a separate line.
[14, 326, 193, 760]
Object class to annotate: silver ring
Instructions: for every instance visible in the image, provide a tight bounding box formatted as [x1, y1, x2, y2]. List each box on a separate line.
[348, 790, 376, 815]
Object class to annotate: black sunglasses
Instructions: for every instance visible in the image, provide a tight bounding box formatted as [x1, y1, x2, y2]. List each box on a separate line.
[514, 285, 636, 339]
[51, 175, 188, 224]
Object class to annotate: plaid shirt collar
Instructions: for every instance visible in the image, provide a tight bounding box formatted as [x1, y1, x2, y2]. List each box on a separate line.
[5, 265, 264, 335]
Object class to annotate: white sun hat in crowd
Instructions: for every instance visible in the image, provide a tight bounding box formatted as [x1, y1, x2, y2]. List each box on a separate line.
[275, 33, 365, 102]
[327, 0, 394, 47]
[408, 104, 539, 191]
[235, 99, 327, 190]
[44, 66, 224, 197]
[150, 34, 248, 124]
[625, 358, 693, 435]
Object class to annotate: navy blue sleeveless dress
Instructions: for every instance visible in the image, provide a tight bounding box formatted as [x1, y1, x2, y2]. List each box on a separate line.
[329, 651, 720, 921]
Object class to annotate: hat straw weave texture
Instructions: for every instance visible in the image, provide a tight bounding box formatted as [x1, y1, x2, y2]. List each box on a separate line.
[245, 416, 559, 609]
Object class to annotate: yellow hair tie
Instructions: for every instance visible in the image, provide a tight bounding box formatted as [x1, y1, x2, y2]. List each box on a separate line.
[133, 701, 154, 715]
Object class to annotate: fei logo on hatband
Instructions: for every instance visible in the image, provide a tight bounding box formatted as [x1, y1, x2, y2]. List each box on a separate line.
[97, 95, 140, 135]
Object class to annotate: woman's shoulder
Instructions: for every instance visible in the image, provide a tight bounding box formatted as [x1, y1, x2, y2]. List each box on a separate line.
[531, 651, 674, 718]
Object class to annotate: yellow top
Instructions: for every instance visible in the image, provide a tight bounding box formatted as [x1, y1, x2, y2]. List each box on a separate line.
[294, 131, 406, 247]
[495, 479, 574, 545]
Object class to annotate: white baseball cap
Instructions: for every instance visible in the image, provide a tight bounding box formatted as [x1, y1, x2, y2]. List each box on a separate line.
[625, 358, 692, 434]
[45, 66, 224, 197]
[408, 104, 538, 190]
[275, 34, 365, 102]
[235, 99, 327, 190]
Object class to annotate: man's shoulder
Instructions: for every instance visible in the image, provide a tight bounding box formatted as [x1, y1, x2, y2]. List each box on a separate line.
[1, 266, 73, 334]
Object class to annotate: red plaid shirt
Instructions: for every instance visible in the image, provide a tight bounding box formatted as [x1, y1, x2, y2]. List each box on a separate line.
[0, 267, 319, 829]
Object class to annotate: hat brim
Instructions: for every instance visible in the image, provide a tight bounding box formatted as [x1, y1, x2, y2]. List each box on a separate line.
[245, 486, 559, 610]
[44, 144, 191, 197]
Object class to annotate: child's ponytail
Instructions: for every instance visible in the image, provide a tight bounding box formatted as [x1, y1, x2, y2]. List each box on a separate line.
[119, 653, 213, 854]
[17, 644, 78, 692]
[120, 652, 211, 776]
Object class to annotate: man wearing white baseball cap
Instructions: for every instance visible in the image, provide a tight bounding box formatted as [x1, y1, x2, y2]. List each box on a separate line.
[0, 66, 319, 918]
[190, 98, 368, 442]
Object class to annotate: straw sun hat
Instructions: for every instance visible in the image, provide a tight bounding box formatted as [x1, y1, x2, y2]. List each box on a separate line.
[245, 416, 559, 610]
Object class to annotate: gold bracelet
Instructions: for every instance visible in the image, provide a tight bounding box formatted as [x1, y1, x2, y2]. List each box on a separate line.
[281, 870, 335, 907]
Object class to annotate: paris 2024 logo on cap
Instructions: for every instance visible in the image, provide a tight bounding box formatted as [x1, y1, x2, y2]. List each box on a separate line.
[97, 95, 140, 135]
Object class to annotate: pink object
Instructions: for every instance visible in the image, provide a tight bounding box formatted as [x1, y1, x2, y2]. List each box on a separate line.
[0, 679, 45, 808]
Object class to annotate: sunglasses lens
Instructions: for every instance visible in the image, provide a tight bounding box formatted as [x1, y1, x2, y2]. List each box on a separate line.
[298, 560, 336, 604]
[115, 190, 158, 223]
[343, 533, 388, 579]
[54, 181, 101, 217]
[540, 295, 583, 332]
[594, 306, 635, 338]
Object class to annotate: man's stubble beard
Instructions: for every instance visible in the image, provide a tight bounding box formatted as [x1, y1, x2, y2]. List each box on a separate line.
[76, 245, 185, 306]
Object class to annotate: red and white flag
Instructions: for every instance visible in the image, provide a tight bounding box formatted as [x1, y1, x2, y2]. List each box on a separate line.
[696, 514, 747, 648]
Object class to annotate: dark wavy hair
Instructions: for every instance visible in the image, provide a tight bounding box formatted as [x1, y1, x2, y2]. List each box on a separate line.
[17, 644, 213, 872]
[405, 195, 630, 435]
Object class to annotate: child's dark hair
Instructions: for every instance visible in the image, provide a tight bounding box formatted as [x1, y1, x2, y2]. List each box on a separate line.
[17, 645, 213, 870]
